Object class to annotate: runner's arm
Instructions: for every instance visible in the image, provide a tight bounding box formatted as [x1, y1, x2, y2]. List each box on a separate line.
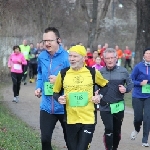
[36, 58, 42, 91]
[125, 70, 133, 93]
[53, 72, 63, 102]
[95, 70, 109, 96]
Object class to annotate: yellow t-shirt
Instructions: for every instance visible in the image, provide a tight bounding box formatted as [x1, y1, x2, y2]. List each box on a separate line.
[53, 67, 108, 124]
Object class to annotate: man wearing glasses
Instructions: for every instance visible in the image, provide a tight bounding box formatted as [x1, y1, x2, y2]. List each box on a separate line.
[35, 27, 69, 150]
[99, 48, 133, 150]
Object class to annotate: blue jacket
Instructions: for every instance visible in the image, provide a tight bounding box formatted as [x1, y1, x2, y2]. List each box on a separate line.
[131, 62, 150, 98]
[36, 46, 70, 114]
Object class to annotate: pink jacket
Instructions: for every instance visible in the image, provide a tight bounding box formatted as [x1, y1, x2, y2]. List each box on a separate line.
[8, 52, 27, 73]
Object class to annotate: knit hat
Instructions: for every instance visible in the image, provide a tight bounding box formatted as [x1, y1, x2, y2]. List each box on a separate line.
[69, 45, 87, 56]
[143, 48, 150, 55]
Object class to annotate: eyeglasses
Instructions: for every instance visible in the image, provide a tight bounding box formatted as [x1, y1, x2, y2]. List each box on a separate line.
[104, 57, 116, 60]
[42, 39, 57, 43]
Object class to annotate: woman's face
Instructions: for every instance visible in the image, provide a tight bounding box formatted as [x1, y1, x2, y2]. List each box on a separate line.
[14, 48, 20, 54]
[144, 50, 150, 62]
[95, 57, 101, 64]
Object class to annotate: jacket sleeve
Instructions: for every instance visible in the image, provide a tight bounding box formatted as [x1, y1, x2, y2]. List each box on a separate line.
[95, 70, 108, 87]
[95, 70, 109, 95]
[53, 72, 63, 102]
[131, 65, 141, 86]
[36, 57, 43, 90]
[125, 70, 133, 93]
[21, 54, 27, 65]
[8, 55, 12, 68]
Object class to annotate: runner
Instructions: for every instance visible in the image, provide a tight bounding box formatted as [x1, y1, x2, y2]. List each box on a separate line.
[34, 27, 70, 150]
[115, 45, 123, 66]
[8, 45, 27, 103]
[99, 48, 133, 150]
[53, 45, 109, 150]
[123, 46, 132, 70]
[130, 48, 150, 147]
[20, 39, 30, 85]
[29, 43, 37, 83]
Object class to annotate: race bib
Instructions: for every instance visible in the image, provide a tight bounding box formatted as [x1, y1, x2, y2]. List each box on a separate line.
[13, 64, 21, 70]
[110, 101, 124, 114]
[69, 92, 88, 107]
[142, 84, 150, 93]
[44, 82, 53, 95]
[22, 51, 29, 56]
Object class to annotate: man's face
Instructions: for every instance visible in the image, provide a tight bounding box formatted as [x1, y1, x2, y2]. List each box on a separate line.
[69, 51, 84, 69]
[144, 50, 150, 62]
[115, 46, 119, 50]
[86, 48, 90, 53]
[30, 44, 34, 49]
[40, 42, 43, 49]
[93, 51, 98, 59]
[36, 43, 40, 48]
[104, 52, 117, 68]
[23, 40, 27, 46]
[43, 31, 59, 53]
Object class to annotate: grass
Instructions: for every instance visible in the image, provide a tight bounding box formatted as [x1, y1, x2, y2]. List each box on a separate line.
[124, 92, 132, 108]
[0, 101, 41, 150]
[0, 83, 58, 150]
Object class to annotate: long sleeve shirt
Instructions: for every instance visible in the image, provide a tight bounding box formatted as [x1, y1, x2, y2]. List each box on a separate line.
[8, 52, 27, 73]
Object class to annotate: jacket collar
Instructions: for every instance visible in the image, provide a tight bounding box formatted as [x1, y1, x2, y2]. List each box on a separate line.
[106, 65, 117, 71]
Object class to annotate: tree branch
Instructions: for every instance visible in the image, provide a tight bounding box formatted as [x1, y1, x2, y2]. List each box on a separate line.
[96, 0, 111, 39]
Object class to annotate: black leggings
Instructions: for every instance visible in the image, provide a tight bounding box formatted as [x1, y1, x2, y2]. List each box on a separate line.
[40, 110, 68, 150]
[11, 72, 22, 97]
[66, 123, 95, 150]
[100, 111, 124, 150]
[29, 63, 37, 79]
[124, 59, 132, 70]
[22, 60, 29, 81]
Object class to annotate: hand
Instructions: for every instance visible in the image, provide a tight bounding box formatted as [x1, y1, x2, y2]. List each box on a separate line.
[58, 95, 66, 104]
[91, 90, 101, 104]
[118, 85, 126, 93]
[49, 75, 56, 84]
[94, 89, 100, 95]
[17, 60, 22, 64]
[35, 88, 41, 98]
[140, 80, 148, 86]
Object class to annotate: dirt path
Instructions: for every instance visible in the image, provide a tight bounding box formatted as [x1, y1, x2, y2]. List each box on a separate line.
[2, 83, 150, 150]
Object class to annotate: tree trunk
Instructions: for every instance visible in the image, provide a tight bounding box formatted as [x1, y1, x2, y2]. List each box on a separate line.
[87, 0, 98, 50]
[135, 0, 150, 64]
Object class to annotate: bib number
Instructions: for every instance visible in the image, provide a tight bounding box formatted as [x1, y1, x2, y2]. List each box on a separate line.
[22, 51, 29, 56]
[142, 84, 150, 93]
[69, 92, 88, 107]
[110, 101, 124, 114]
[44, 82, 53, 95]
[13, 64, 21, 70]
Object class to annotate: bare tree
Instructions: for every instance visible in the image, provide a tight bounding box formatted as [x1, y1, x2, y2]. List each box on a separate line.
[79, 0, 111, 49]
[135, 0, 150, 64]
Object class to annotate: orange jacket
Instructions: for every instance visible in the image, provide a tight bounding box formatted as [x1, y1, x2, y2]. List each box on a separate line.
[116, 49, 123, 59]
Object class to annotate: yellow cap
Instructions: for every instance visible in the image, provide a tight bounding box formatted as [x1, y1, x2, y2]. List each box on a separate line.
[69, 45, 87, 56]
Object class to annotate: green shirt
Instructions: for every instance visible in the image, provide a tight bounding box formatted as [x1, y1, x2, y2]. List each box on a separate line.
[20, 45, 30, 60]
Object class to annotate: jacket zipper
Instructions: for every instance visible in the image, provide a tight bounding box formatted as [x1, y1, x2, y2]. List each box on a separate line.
[49, 58, 54, 114]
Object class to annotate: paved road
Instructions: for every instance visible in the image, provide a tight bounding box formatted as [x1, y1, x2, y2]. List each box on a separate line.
[2, 83, 150, 150]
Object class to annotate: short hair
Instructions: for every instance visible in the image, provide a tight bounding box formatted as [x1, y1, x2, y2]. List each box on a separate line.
[93, 50, 98, 53]
[103, 48, 117, 58]
[44, 27, 60, 38]
[13, 45, 21, 51]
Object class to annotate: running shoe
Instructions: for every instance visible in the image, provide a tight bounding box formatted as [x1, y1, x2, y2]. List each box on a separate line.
[130, 130, 138, 140]
[12, 97, 17, 103]
[142, 143, 149, 147]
